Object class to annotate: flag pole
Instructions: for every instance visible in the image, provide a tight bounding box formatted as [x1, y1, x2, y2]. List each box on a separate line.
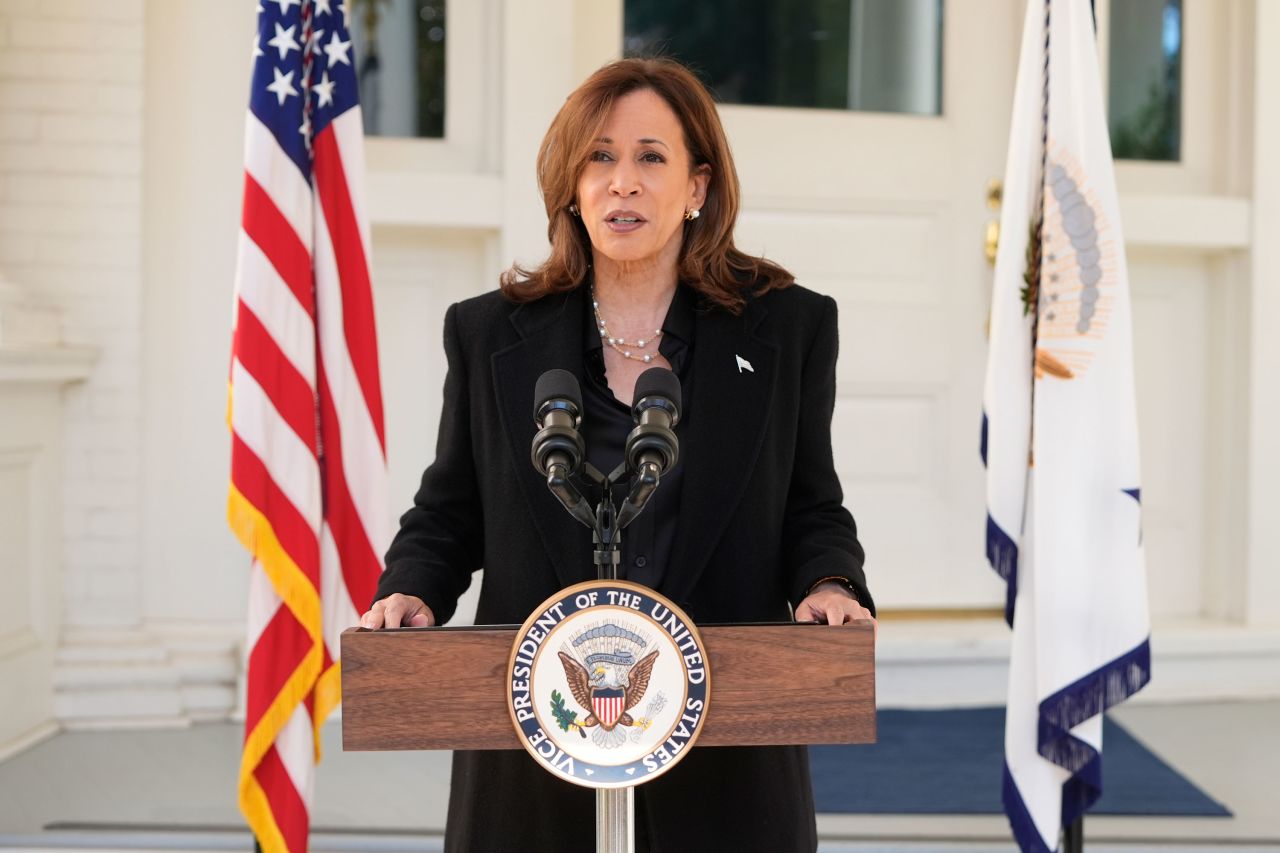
[1063, 816, 1083, 853]
[1062, 6, 1097, 852]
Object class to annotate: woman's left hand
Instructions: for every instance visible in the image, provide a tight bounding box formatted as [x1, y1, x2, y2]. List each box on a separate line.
[796, 581, 877, 637]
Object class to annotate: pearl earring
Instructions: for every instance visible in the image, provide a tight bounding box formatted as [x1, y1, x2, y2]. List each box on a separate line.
[684, 208, 701, 221]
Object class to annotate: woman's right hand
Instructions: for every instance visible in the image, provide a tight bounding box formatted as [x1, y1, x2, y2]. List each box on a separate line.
[359, 594, 435, 629]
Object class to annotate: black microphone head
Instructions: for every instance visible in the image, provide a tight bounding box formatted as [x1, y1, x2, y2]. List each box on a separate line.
[533, 369, 582, 424]
[632, 367, 681, 424]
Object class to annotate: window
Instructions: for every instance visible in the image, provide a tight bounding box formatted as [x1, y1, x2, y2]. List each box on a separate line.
[623, 0, 944, 116]
[1108, 0, 1181, 161]
[348, 0, 446, 138]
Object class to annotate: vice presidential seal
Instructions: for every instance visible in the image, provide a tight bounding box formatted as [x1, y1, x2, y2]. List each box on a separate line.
[507, 580, 711, 788]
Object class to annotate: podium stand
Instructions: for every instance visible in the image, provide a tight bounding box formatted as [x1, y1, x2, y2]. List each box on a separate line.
[341, 620, 874, 846]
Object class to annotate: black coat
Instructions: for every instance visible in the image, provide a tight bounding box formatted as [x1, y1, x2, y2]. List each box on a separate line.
[376, 281, 871, 853]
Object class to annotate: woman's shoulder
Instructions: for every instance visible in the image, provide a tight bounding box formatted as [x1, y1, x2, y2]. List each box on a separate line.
[446, 285, 581, 353]
[450, 287, 518, 325]
[452, 285, 579, 322]
[741, 283, 841, 373]
[747, 281, 837, 325]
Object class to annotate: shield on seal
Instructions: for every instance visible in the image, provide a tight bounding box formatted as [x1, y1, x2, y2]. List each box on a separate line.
[592, 687, 625, 728]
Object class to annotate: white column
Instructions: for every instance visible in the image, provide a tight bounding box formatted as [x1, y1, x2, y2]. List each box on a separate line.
[0, 0, 147, 633]
[1246, 0, 1280, 626]
[0, 0, 205, 729]
[0, 273, 95, 758]
[0, 275, 59, 347]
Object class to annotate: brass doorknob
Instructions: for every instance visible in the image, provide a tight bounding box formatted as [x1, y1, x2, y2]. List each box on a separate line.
[986, 179, 1003, 209]
[984, 179, 1003, 265]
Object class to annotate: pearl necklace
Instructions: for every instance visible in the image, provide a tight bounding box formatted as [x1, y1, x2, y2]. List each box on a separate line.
[591, 288, 663, 363]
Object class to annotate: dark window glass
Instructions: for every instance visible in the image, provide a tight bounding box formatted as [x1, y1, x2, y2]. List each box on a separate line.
[1108, 0, 1181, 161]
[623, 0, 944, 116]
[349, 0, 445, 138]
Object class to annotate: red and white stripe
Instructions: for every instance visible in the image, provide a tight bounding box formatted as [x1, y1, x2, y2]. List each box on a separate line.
[594, 694, 625, 727]
[229, 78, 387, 853]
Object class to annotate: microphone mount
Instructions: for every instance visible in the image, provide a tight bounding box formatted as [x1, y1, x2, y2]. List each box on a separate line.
[531, 367, 681, 581]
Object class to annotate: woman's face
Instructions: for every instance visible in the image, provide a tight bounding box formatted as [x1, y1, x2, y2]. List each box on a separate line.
[575, 88, 709, 271]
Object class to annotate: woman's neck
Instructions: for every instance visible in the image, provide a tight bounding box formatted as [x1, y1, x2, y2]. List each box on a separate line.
[591, 254, 679, 329]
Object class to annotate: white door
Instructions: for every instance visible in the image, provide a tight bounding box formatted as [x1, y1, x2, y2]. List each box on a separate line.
[726, 2, 1021, 609]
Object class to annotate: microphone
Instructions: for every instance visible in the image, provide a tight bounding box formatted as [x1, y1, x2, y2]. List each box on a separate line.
[617, 368, 680, 529]
[531, 369, 585, 477]
[625, 367, 681, 475]
[531, 369, 594, 528]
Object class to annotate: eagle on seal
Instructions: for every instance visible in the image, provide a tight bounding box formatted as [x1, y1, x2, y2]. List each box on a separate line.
[558, 649, 659, 732]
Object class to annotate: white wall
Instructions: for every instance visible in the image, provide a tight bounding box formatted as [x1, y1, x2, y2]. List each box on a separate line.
[0, 0, 145, 629]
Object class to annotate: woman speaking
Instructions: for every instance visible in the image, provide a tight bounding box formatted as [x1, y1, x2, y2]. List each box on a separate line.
[359, 57, 874, 853]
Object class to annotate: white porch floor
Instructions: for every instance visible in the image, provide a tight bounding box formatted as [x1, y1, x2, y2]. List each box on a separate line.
[0, 700, 1274, 852]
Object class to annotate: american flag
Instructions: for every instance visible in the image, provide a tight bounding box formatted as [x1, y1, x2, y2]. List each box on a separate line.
[227, 1, 388, 851]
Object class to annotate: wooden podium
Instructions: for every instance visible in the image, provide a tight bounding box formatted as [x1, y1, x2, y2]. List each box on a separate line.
[341, 618, 875, 751]
[343, 620, 874, 851]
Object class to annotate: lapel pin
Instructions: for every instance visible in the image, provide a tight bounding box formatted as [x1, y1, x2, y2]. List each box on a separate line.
[736, 355, 754, 374]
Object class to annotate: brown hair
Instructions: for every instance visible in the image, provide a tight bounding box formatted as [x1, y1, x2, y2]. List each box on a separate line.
[499, 57, 794, 314]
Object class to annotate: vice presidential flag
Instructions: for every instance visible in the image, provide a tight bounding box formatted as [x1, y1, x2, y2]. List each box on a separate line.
[983, 1, 1152, 850]
[228, 1, 389, 850]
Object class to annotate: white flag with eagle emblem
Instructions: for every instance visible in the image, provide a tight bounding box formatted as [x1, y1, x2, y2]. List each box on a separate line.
[982, 1, 1152, 850]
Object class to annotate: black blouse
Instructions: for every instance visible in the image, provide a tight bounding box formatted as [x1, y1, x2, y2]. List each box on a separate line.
[580, 284, 696, 590]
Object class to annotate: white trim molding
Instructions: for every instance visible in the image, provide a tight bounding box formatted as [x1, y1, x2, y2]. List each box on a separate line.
[53, 623, 243, 730]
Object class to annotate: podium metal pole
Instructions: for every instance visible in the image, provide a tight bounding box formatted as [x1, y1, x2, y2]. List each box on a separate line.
[597, 787, 635, 853]
[593, 502, 635, 853]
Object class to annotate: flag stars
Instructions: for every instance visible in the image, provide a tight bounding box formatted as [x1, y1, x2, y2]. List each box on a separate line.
[267, 21, 300, 61]
[314, 0, 332, 16]
[299, 112, 313, 147]
[323, 30, 352, 67]
[253, 34, 264, 59]
[307, 27, 325, 56]
[270, 0, 300, 15]
[266, 66, 299, 106]
[313, 71, 337, 108]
